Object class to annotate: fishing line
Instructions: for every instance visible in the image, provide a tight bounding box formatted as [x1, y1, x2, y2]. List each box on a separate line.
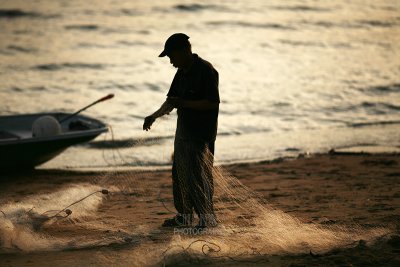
[157, 189, 177, 215]
[48, 189, 109, 219]
[161, 239, 271, 266]
[0, 189, 109, 227]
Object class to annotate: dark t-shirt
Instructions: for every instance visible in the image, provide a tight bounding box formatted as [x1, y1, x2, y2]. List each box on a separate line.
[167, 54, 220, 142]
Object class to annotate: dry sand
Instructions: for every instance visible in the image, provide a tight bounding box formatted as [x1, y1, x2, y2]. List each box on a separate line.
[0, 152, 399, 266]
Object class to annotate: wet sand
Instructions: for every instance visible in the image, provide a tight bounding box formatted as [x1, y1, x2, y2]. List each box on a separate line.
[1, 152, 399, 266]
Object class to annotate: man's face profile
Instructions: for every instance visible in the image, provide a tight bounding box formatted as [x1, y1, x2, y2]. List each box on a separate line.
[167, 50, 186, 69]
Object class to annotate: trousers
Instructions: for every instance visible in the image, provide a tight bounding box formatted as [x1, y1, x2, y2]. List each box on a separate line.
[172, 138, 216, 223]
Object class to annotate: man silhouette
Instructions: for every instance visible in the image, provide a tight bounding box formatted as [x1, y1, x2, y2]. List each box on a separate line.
[143, 33, 219, 229]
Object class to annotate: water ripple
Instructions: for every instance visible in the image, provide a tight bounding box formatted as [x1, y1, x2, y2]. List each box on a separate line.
[104, 9, 140, 17]
[65, 24, 99, 31]
[0, 9, 40, 19]
[348, 120, 400, 128]
[0, 9, 59, 19]
[299, 19, 399, 29]
[269, 5, 332, 12]
[359, 83, 400, 95]
[34, 63, 107, 71]
[174, 4, 225, 12]
[206, 21, 295, 30]
[7, 45, 38, 53]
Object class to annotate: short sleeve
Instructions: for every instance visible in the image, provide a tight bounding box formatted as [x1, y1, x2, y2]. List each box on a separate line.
[202, 67, 220, 103]
[167, 72, 179, 97]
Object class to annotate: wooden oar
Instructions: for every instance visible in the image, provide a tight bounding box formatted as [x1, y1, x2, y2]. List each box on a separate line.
[59, 94, 114, 123]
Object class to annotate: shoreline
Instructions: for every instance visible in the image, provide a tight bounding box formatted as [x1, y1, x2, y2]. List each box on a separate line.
[37, 122, 400, 170]
[33, 144, 400, 173]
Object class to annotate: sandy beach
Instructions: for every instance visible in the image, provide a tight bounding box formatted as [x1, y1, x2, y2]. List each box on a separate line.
[1, 1, 399, 266]
[1, 151, 399, 266]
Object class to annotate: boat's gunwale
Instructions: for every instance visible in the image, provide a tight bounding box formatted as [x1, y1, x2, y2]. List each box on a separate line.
[0, 112, 108, 146]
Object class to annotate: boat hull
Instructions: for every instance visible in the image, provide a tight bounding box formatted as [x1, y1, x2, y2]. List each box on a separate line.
[0, 113, 108, 170]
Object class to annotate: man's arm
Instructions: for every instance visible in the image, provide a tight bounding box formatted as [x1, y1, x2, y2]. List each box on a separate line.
[143, 101, 174, 131]
[151, 101, 174, 118]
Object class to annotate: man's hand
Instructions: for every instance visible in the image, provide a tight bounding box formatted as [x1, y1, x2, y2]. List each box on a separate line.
[143, 115, 155, 131]
[167, 97, 184, 108]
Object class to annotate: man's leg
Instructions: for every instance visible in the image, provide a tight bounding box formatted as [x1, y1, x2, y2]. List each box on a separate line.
[172, 158, 193, 225]
[189, 141, 217, 227]
[206, 141, 215, 212]
[162, 139, 193, 227]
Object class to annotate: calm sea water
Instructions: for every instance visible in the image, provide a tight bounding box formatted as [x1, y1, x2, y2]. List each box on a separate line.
[0, 0, 399, 168]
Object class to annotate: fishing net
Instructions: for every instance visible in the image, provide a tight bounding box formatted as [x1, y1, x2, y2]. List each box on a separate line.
[0, 119, 391, 266]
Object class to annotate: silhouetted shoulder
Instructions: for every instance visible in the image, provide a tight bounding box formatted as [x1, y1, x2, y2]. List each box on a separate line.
[195, 55, 219, 103]
[197, 56, 218, 75]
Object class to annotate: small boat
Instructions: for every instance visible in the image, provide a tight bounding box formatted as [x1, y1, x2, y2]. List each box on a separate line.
[0, 112, 108, 170]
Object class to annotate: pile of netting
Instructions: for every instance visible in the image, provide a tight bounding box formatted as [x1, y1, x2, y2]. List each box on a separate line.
[0, 123, 391, 266]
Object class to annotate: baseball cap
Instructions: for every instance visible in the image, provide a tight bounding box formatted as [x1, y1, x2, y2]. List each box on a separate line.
[159, 33, 190, 57]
